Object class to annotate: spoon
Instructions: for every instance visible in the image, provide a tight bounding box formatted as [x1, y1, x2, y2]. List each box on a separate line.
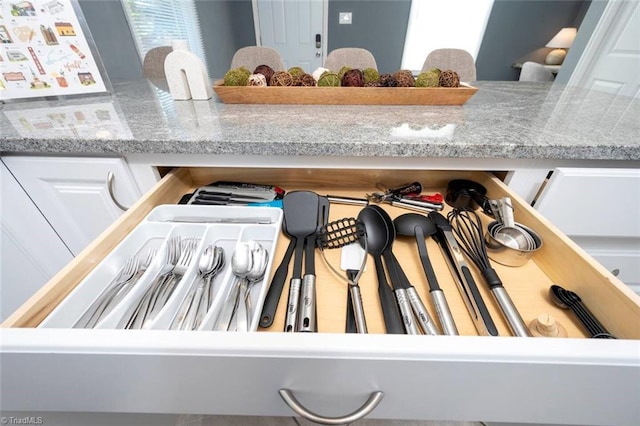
[215, 242, 251, 331]
[238, 242, 268, 331]
[171, 245, 224, 330]
[358, 207, 404, 334]
[394, 213, 458, 335]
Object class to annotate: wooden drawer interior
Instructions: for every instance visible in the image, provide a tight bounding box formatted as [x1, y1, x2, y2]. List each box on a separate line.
[4, 167, 639, 340]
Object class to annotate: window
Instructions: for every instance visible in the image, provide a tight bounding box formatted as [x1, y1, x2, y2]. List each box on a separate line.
[121, 0, 207, 67]
[401, 0, 494, 72]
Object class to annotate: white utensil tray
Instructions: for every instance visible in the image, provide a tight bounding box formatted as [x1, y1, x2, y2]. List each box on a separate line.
[39, 205, 283, 331]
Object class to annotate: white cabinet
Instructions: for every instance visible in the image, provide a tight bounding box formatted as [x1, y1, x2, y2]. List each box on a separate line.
[1, 161, 73, 321]
[2, 156, 143, 256]
[535, 167, 640, 291]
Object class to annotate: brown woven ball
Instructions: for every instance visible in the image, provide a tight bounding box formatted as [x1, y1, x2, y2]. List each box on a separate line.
[270, 71, 293, 86]
[379, 73, 398, 87]
[341, 69, 365, 87]
[393, 70, 415, 87]
[253, 64, 275, 85]
[293, 73, 316, 86]
[365, 81, 381, 87]
[439, 69, 460, 87]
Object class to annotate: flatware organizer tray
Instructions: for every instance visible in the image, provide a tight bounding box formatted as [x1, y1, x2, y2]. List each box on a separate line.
[39, 205, 284, 331]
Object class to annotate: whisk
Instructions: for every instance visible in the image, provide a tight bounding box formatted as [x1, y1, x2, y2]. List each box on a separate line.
[316, 217, 368, 333]
[447, 208, 531, 337]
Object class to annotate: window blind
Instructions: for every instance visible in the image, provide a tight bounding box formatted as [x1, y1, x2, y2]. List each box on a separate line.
[122, 0, 208, 68]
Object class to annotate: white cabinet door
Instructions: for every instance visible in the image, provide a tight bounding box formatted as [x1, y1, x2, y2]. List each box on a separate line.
[1, 161, 73, 321]
[535, 167, 640, 290]
[2, 156, 142, 256]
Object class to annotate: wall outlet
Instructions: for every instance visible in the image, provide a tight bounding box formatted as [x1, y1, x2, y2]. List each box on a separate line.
[339, 12, 352, 25]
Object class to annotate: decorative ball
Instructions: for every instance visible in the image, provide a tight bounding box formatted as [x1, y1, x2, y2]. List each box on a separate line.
[312, 67, 330, 81]
[247, 73, 267, 86]
[293, 73, 317, 86]
[270, 71, 294, 86]
[365, 81, 381, 87]
[439, 69, 460, 87]
[415, 70, 440, 87]
[393, 70, 415, 87]
[338, 66, 352, 80]
[288, 66, 306, 77]
[223, 67, 251, 86]
[363, 67, 380, 84]
[253, 64, 275, 85]
[341, 68, 365, 87]
[379, 73, 398, 87]
[317, 72, 341, 87]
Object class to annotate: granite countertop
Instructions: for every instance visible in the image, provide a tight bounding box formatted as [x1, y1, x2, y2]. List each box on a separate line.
[1, 80, 638, 160]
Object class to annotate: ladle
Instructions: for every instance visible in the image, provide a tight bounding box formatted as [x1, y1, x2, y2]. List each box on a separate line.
[394, 213, 458, 335]
[357, 207, 404, 334]
[360, 206, 439, 335]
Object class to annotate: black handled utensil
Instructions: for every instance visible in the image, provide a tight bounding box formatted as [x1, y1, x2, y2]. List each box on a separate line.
[549, 284, 616, 339]
[394, 213, 458, 335]
[358, 207, 404, 334]
[259, 236, 295, 328]
[447, 209, 530, 337]
[429, 211, 499, 336]
[282, 191, 320, 332]
[316, 217, 368, 334]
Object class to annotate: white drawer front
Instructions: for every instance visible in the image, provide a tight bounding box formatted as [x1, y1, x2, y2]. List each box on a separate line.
[1, 330, 638, 426]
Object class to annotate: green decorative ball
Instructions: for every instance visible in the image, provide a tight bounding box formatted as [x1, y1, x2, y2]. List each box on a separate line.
[337, 66, 352, 80]
[415, 70, 440, 87]
[363, 68, 380, 84]
[317, 72, 341, 87]
[288, 66, 306, 77]
[223, 67, 251, 86]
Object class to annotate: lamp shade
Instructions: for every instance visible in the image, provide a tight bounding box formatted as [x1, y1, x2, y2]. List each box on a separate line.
[546, 27, 577, 49]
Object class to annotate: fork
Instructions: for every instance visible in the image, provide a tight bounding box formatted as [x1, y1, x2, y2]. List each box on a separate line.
[123, 237, 181, 329]
[73, 256, 138, 328]
[93, 248, 157, 324]
[141, 238, 198, 328]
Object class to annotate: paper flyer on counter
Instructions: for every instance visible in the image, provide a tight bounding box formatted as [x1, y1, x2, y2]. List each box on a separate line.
[0, 0, 108, 100]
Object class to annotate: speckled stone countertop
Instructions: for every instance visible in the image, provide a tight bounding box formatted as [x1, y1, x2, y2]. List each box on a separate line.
[1, 79, 638, 160]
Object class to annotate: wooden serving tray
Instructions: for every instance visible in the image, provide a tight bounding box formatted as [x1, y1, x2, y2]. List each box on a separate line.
[212, 81, 478, 105]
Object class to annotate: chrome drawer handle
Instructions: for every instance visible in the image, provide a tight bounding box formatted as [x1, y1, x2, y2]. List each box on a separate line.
[278, 389, 384, 425]
[107, 171, 129, 211]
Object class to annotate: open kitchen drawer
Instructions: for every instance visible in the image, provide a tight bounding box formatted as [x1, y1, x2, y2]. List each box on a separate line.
[2, 167, 639, 425]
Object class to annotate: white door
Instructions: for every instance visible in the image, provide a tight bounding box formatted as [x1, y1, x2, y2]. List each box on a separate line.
[253, 0, 327, 71]
[2, 156, 142, 255]
[568, 0, 640, 96]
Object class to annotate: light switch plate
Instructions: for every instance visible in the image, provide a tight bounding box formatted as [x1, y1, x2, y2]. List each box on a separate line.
[339, 12, 352, 24]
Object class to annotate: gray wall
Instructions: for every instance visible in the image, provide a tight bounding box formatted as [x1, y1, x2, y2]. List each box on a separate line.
[78, 0, 142, 82]
[196, 0, 256, 79]
[476, 0, 590, 81]
[327, 0, 411, 74]
[555, 0, 606, 84]
[79, 0, 596, 83]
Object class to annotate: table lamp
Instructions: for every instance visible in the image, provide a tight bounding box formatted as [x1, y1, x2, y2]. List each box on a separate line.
[545, 27, 577, 65]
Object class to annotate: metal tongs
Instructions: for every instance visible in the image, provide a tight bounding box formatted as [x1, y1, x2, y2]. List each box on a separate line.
[366, 182, 444, 213]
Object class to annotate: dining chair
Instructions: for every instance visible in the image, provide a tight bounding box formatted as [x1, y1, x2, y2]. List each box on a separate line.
[421, 48, 476, 82]
[519, 61, 554, 82]
[324, 48, 378, 71]
[230, 46, 285, 72]
[143, 46, 173, 79]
